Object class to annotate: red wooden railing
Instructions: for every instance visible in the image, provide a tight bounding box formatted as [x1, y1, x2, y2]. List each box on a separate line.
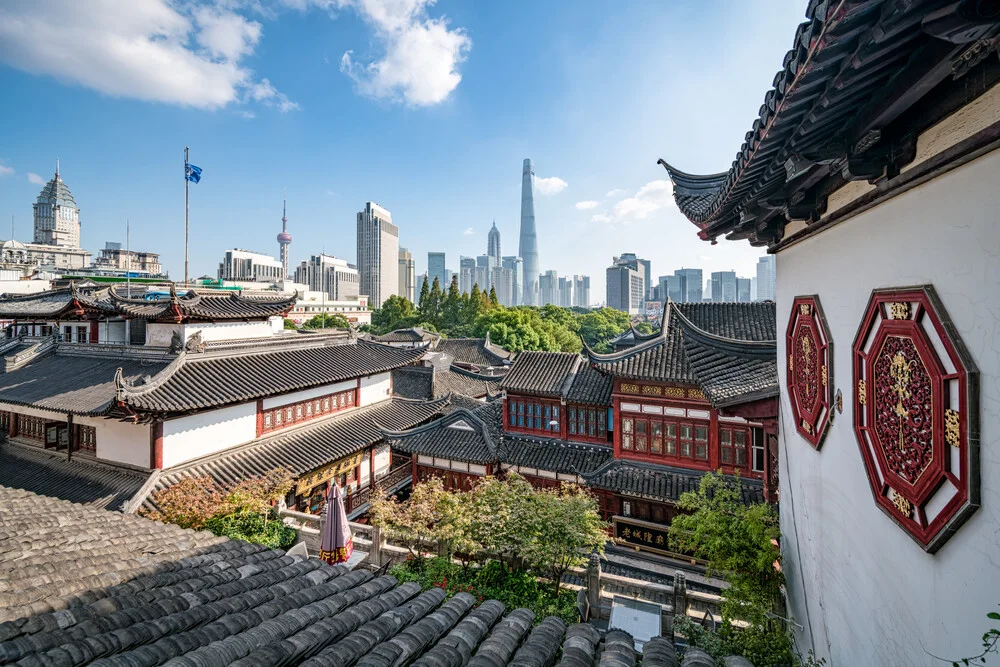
[344, 461, 412, 516]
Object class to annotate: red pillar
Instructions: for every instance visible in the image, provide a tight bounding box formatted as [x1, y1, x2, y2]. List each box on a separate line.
[150, 421, 164, 469]
[708, 407, 720, 470]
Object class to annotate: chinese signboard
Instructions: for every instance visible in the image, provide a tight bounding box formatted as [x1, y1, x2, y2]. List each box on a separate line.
[613, 516, 670, 554]
[296, 452, 365, 495]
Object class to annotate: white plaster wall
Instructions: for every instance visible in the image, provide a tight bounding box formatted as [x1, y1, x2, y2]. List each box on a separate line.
[146, 321, 276, 346]
[776, 149, 1000, 666]
[360, 451, 371, 487]
[76, 415, 151, 468]
[373, 443, 391, 477]
[161, 402, 257, 469]
[100, 321, 127, 344]
[261, 379, 356, 410]
[359, 373, 391, 406]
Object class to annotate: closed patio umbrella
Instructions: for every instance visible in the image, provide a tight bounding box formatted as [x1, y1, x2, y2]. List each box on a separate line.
[319, 483, 353, 565]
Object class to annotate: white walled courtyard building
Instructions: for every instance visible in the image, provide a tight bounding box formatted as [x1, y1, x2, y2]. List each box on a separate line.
[661, 2, 1000, 663]
[0, 285, 443, 518]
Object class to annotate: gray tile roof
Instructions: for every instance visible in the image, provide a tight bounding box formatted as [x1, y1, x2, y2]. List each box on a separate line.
[0, 485, 635, 666]
[119, 340, 427, 414]
[372, 327, 440, 344]
[680, 334, 778, 408]
[434, 336, 511, 368]
[386, 401, 502, 465]
[109, 284, 297, 322]
[0, 286, 116, 319]
[564, 365, 613, 407]
[0, 349, 170, 415]
[586, 302, 775, 389]
[0, 442, 149, 510]
[499, 435, 612, 476]
[585, 460, 765, 506]
[500, 352, 580, 397]
[150, 397, 450, 494]
[393, 365, 504, 401]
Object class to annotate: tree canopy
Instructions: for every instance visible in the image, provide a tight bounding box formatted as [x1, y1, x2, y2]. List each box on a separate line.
[302, 313, 350, 329]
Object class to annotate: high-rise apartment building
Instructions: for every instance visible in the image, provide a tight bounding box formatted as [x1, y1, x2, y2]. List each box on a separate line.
[398, 248, 415, 302]
[219, 249, 284, 283]
[33, 163, 81, 248]
[428, 252, 447, 290]
[459, 256, 476, 295]
[492, 266, 516, 307]
[539, 270, 560, 306]
[558, 277, 574, 308]
[613, 254, 650, 301]
[356, 202, 398, 308]
[737, 277, 751, 303]
[502, 256, 523, 306]
[573, 275, 590, 308]
[519, 159, 540, 306]
[294, 254, 360, 300]
[755, 255, 776, 301]
[710, 271, 738, 303]
[606, 264, 644, 314]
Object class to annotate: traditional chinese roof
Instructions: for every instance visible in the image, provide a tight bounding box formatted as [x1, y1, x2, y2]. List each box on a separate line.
[149, 397, 449, 498]
[434, 333, 512, 368]
[500, 351, 580, 397]
[0, 348, 171, 416]
[371, 327, 441, 344]
[584, 459, 765, 506]
[586, 302, 775, 392]
[659, 1, 1000, 248]
[108, 284, 296, 322]
[385, 400, 502, 465]
[499, 435, 612, 476]
[117, 339, 427, 414]
[0, 441, 150, 511]
[392, 364, 504, 401]
[564, 364, 614, 407]
[0, 285, 116, 320]
[611, 326, 660, 351]
[1, 486, 638, 667]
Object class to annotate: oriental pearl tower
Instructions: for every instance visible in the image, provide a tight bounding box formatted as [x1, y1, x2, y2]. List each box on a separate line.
[277, 191, 292, 280]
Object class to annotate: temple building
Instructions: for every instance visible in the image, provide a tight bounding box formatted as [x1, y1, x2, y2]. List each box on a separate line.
[658, 2, 1000, 663]
[0, 285, 445, 518]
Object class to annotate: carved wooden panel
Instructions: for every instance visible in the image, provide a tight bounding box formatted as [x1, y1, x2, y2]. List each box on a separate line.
[786, 295, 833, 449]
[852, 286, 979, 552]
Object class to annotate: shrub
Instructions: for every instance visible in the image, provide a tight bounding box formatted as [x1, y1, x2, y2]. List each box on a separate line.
[139, 475, 223, 530]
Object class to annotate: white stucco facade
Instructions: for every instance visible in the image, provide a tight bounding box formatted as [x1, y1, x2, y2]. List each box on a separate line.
[359, 372, 391, 406]
[145, 319, 282, 347]
[776, 149, 1000, 665]
[161, 402, 257, 469]
[77, 415, 151, 468]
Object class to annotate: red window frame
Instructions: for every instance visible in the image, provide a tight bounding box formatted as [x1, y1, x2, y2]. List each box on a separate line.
[260, 388, 356, 434]
[506, 398, 561, 435]
[720, 425, 751, 469]
[621, 414, 709, 463]
[566, 404, 607, 442]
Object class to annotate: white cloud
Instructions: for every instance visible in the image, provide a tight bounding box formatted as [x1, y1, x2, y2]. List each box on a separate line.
[606, 188, 626, 198]
[0, 0, 294, 111]
[27, 173, 45, 185]
[575, 200, 599, 210]
[237, 110, 256, 119]
[463, 227, 474, 235]
[591, 180, 676, 225]
[0, 165, 13, 177]
[339, 0, 471, 106]
[248, 78, 300, 112]
[534, 176, 568, 196]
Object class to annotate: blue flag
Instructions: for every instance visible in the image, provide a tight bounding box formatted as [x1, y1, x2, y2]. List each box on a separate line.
[185, 162, 202, 184]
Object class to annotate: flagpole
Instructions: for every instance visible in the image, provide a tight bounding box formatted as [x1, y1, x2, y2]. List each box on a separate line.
[126, 219, 131, 294]
[184, 146, 189, 287]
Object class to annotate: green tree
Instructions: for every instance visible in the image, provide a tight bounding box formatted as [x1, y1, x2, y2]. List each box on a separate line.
[578, 307, 633, 352]
[303, 313, 350, 329]
[469, 473, 536, 570]
[417, 276, 431, 318]
[373, 295, 417, 333]
[635, 321, 655, 335]
[669, 473, 789, 665]
[283, 318, 298, 330]
[428, 277, 444, 325]
[488, 286, 499, 308]
[521, 483, 608, 595]
[371, 477, 461, 558]
[466, 284, 485, 322]
[442, 276, 463, 329]
[476, 307, 554, 352]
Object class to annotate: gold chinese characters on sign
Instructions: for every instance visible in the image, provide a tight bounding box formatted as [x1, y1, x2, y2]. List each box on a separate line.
[799, 303, 811, 316]
[296, 452, 365, 495]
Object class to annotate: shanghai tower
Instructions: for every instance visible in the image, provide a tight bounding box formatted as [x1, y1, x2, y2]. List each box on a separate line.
[518, 158, 540, 306]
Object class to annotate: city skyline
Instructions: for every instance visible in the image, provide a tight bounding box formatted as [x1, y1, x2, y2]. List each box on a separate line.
[0, 2, 792, 299]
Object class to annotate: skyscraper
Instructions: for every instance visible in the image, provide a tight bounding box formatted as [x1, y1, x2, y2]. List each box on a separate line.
[459, 256, 476, 295]
[737, 277, 752, 303]
[398, 248, 415, 302]
[756, 255, 776, 301]
[294, 254, 359, 300]
[428, 252, 447, 290]
[519, 159, 540, 306]
[33, 161, 81, 248]
[607, 264, 643, 314]
[676, 268, 703, 302]
[613, 253, 650, 302]
[276, 193, 292, 280]
[356, 202, 398, 308]
[502, 256, 523, 306]
[539, 270, 559, 306]
[558, 277, 574, 308]
[488, 220, 501, 268]
[573, 275, 590, 308]
[711, 271, 738, 303]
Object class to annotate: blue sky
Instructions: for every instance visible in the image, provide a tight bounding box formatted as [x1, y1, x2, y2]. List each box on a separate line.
[0, 0, 805, 299]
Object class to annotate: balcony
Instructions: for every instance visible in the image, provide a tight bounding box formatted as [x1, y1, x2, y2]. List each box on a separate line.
[344, 459, 412, 518]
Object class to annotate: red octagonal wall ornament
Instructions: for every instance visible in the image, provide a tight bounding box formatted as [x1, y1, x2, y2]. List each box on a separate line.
[786, 296, 833, 449]
[853, 286, 979, 553]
